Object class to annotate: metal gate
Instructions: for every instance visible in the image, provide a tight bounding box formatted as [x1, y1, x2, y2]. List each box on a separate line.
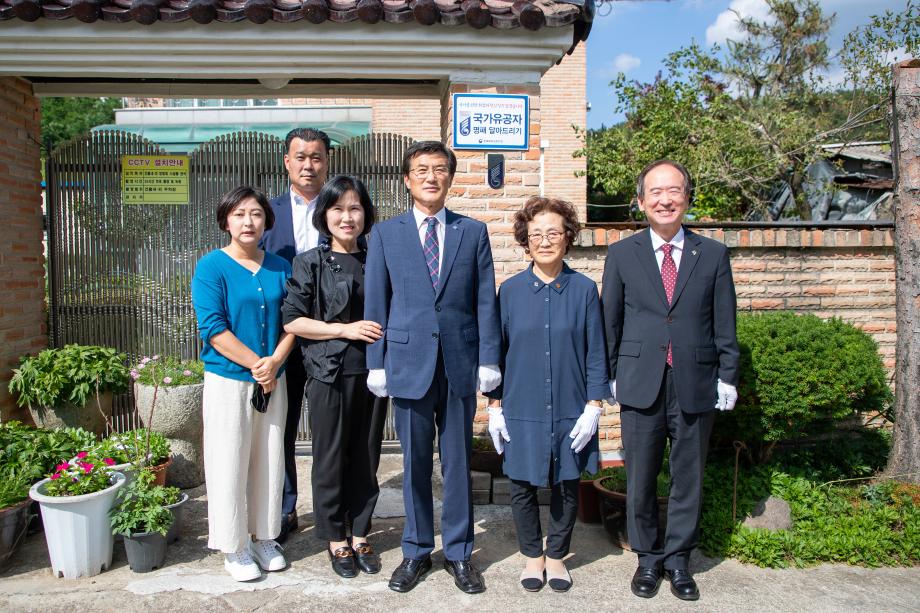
[46, 129, 414, 443]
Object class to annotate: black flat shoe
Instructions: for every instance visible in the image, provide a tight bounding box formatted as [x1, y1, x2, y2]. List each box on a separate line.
[666, 569, 700, 601]
[546, 563, 572, 593]
[630, 566, 662, 598]
[519, 568, 545, 592]
[443, 559, 485, 594]
[276, 511, 298, 545]
[328, 546, 358, 578]
[352, 542, 382, 574]
[388, 557, 432, 593]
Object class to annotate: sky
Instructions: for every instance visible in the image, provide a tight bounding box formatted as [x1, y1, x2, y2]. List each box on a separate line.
[585, 0, 911, 129]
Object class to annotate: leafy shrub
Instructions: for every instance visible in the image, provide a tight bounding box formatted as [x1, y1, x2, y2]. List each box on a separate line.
[130, 355, 203, 387]
[0, 421, 97, 485]
[0, 467, 35, 509]
[8, 344, 130, 408]
[43, 449, 118, 497]
[714, 312, 891, 459]
[110, 469, 180, 536]
[96, 428, 171, 466]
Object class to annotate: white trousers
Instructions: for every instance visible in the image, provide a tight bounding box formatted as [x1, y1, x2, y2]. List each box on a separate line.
[203, 371, 286, 553]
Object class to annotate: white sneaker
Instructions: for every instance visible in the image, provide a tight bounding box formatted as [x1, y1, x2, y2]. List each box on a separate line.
[251, 539, 287, 572]
[224, 548, 261, 582]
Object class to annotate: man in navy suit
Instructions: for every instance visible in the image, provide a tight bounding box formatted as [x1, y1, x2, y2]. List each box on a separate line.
[602, 159, 739, 601]
[260, 127, 330, 544]
[364, 141, 502, 594]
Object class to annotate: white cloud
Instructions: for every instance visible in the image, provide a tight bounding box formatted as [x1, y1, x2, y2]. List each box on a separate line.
[705, 0, 772, 46]
[612, 53, 642, 73]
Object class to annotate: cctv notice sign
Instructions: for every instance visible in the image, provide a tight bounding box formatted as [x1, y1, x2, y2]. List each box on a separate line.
[121, 155, 190, 205]
[453, 94, 529, 150]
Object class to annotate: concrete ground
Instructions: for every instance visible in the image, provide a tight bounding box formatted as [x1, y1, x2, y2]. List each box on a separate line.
[1, 454, 918, 612]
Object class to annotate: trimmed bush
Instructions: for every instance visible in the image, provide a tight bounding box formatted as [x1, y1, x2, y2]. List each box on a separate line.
[713, 312, 891, 459]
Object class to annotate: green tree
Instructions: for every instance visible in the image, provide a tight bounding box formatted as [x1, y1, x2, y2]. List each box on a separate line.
[41, 97, 122, 155]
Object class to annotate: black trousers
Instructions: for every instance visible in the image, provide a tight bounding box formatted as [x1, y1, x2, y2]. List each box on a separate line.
[620, 366, 715, 571]
[282, 354, 307, 517]
[509, 463, 579, 560]
[307, 371, 388, 541]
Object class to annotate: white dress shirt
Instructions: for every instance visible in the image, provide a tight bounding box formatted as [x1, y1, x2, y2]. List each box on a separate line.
[290, 186, 320, 255]
[649, 226, 685, 272]
[412, 205, 446, 272]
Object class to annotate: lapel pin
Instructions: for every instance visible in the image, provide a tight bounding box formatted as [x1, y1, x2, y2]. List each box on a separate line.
[691, 250, 698, 256]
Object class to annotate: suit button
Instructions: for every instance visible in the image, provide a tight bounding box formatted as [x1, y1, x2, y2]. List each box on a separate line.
[432, 332, 439, 339]
[435, 306, 441, 312]
[667, 316, 673, 323]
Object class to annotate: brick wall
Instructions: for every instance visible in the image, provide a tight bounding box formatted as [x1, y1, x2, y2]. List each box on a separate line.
[0, 77, 46, 421]
[472, 226, 897, 460]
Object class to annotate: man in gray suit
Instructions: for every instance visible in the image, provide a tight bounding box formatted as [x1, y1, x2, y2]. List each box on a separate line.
[601, 159, 739, 601]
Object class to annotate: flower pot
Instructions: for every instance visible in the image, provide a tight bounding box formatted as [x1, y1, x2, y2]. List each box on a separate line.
[0, 499, 32, 568]
[136, 383, 204, 488]
[576, 479, 601, 523]
[593, 477, 668, 551]
[164, 492, 189, 544]
[27, 392, 114, 437]
[28, 471, 126, 579]
[470, 448, 503, 477]
[148, 457, 171, 487]
[123, 531, 167, 573]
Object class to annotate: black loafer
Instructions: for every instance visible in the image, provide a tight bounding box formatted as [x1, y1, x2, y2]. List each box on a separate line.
[352, 542, 382, 574]
[388, 557, 432, 593]
[277, 511, 298, 545]
[666, 569, 699, 601]
[328, 546, 358, 578]
[630, 566, 662, 598]
[443, 559, 485, 594]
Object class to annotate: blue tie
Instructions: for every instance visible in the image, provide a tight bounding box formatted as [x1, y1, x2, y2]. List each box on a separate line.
[424, 216, 440, 290]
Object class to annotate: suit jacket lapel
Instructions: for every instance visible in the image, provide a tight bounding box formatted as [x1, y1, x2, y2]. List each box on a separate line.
[398, 211, 435, 294]
[632, 229, 669, 308]
[669, 229, 702, 311]
[435, 209, 463, 300]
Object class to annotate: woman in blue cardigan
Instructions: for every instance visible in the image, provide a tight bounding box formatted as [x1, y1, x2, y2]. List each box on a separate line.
[191, 186, 296, 582]
[486, 196, 608, 593]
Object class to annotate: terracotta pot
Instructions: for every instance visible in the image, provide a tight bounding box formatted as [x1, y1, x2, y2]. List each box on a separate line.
[147, 457, 171, 487]
[593, 477, 668, 550]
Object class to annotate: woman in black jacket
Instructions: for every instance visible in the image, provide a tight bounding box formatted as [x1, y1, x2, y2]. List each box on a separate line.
[281, 175, 387, 578]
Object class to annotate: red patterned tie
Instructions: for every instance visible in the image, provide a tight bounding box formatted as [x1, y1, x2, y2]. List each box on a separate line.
[661, 243, 677, 366]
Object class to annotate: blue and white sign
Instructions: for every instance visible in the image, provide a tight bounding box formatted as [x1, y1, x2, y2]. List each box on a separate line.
[453, 93, 529, 150]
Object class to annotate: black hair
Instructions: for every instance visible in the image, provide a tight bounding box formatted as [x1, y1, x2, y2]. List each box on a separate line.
[312, 175, 375, 237]
[284, 127, 332, 155]
[216, 185, 274, 231]
[400, 140, 457, 178]
[635, 158, 694, 203]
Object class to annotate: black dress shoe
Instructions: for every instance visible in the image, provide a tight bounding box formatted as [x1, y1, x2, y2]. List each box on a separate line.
[630, 566, 662, 598]
[328, 546, 358, 578]
[666, 569, 700, 601]
[443, 559, 486, 594]
[276, 511, 298, 545]
[388, 557, 432, 593]
[352, 542, 382, 574]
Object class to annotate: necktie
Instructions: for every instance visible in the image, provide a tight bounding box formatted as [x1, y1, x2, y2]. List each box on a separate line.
[424, 216, 440, 290]
[661, 243, 677, 366]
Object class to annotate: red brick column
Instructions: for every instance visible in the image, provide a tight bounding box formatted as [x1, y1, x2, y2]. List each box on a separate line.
[0, 77, 46, 421]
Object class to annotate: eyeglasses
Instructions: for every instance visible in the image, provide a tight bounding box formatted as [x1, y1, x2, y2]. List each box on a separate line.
[527, 231, 565, 244]
[409, 166, 451, 179]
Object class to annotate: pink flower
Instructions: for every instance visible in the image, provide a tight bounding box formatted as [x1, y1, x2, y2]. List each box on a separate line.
[56, 462, 69, 472]
[80, 462, 94, 474]
[141, 357, 151, 364]
[103, 458, 116, 466]
[130, 369, 139, 380]
[183, 370, 192, 377]
[152, 355, 160, 360]
[138, 363, 146, 370]
[50, 472, 60, 480]
[162, 376, 173, 384]
[76, 451, 88, 459]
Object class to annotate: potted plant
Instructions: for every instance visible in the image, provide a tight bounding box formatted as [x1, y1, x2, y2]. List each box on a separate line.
[593, 463, 670, 550]
[110, 469, 180, 572]
[132, 356, 205, 488]
[28, 449, 125, 578]
[577, 466, 620, 524]
[96, 428, 171, 487]
[8, 344, 130, 436]
[0, 467, 33, 568]
[470, 435, 503, 477]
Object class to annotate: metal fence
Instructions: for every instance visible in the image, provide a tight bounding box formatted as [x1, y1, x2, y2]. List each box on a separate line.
[46, 129, 415, 443]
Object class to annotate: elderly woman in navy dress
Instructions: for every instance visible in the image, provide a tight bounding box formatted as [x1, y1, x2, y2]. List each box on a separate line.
[486, 196, 608, 593]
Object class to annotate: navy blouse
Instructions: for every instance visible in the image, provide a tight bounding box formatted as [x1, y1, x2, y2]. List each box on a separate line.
[489, 264, 608, 487]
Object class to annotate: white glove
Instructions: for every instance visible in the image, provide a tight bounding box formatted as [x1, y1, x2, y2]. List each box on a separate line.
[607, 380, 617, 404]
[569, 403, 602, 453]
[367, 369, 388, 398]
[715, 379, 738, 411]
[486, 406, 511, 454]
[477, 364, 502, 393]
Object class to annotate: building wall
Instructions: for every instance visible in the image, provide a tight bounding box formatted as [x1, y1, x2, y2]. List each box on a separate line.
[0, 77, 46, 421]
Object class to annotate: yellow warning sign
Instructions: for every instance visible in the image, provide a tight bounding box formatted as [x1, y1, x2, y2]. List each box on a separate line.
[121, 155, 190, 205]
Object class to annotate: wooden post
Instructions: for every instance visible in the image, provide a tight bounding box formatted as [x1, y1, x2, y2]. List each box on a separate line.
[888, 59, 920, 484]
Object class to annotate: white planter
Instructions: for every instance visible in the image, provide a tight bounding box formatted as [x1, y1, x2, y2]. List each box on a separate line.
[29, 472, 126, 579]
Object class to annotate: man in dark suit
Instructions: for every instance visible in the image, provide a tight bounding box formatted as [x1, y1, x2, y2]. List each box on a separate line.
[601, 159, 739, 601]
[260, 127, 330, 544]
[364, 141, 502, 594]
